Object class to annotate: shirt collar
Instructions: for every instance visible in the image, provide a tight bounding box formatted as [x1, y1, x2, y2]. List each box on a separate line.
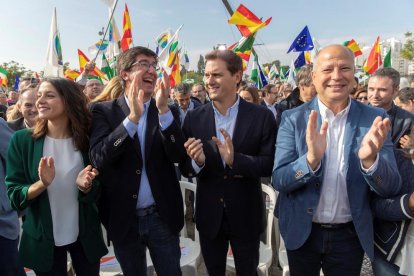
[212, 95, 240, 117]
[317, 96, 352, 121]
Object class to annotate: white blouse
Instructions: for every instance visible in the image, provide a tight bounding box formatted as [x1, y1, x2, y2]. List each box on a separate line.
[43, 136, 83, 246]
[394, 220, 414, 275]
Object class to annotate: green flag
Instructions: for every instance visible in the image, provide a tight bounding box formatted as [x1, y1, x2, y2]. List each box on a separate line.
[101, 53, 114, 80]
[383, 49, 391, 68]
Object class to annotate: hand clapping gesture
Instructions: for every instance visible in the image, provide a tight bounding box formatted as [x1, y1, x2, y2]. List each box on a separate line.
[38, 156, 55, 187]
[155, 69, 171, 114]
[76, 165, 99, 193]
[212, 128, 234, 167]
[306, 110, 328, 171]
[358, 116, 391, 169]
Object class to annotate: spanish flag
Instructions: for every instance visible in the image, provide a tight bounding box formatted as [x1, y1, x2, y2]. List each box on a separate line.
[363, 36, 382, 74]
[228, 4, 272, 37]
[77, 49, 107, 80]
[343, 39, 362, 57]
[120, 4, 133, 51]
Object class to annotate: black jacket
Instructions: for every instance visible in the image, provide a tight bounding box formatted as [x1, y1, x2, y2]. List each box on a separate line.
[373, 103, 414, 262]
[89, 97, 187, 242]
[7, 117, 26, 131]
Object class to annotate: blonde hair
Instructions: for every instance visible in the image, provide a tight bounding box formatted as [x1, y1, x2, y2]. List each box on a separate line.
[92, 76, 123, 102]
[6, 104, 22, 121]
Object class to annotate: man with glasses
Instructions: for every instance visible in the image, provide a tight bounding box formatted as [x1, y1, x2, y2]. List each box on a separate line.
[191, 83, 208, 104]
[260, 84, 279, 119]
[89, 46, 186, 275]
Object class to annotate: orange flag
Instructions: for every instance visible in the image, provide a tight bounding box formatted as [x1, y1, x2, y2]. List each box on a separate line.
[228, 4, 272, 37]
[77, 49, 107, 80]
[120, 4, 133, 51]
[363, 36, 382, 74]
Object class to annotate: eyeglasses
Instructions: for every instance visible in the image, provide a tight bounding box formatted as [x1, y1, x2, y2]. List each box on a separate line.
[131, 60, 159, 71]
[357, 96, 368, 101]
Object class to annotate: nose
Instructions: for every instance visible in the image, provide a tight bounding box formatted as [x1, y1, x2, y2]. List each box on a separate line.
[331, 67, 342, 80]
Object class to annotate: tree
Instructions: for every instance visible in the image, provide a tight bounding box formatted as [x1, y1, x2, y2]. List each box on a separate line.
[1, 61, 34, 90]
[184, 71, 204, 84]
[263, 60, 281, 70]
[401, 32, 414, 61]
[197, 55, 205, 75]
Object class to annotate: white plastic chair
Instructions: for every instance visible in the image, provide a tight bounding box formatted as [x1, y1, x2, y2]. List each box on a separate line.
[147, 180, 201, 275]
[226, 184, 276, 275]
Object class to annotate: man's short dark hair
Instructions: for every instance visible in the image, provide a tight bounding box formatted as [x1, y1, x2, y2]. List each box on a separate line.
[370, 67, 400, 87]
[175, 83, 190, 95]
[117, 46, 158, 76]
[204, 50, 242, 75]
[397, 87, 414, 104]
[262, 84, 276, 95]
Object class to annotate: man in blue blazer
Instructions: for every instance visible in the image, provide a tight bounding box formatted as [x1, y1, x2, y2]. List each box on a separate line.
[272, 45, 401, 276]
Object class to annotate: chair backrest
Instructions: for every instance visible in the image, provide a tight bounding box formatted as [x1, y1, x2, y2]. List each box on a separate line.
[261, 183, 276, 247]
[179, 180, 199, 242]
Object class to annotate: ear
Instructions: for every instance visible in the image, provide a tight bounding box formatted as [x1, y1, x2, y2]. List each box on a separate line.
[120, 70, 129, 82]
[235, 70, 242, 85]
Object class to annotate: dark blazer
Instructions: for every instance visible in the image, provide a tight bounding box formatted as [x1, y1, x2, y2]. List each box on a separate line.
[0, 104, 7, 120]
[272, 98, 402, 260]
[5, 129, 107, 272]
[89, 96, 187, 243]
[387, 103, 414, 146]
[180, 98, 277, 240]
[372, 104, 414, 262]
[7, 117, 25, 131]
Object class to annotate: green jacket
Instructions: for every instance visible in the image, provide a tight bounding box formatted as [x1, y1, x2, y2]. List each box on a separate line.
[5, 129, 107, 272]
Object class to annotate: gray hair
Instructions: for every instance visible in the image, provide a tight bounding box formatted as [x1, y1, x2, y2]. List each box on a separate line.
[296, 64, 313, 87]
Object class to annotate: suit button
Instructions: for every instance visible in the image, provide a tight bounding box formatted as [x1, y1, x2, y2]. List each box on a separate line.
[136, 170, 141, 175]
[307, 208, 313, 214]
[132, 194, 137, 199]
[223, 175, 228, 179]
[170, 135, 175, 143]
[315, 183, 320, 188]
[220, 198, 224, 203]
[114, 138, 122, 146]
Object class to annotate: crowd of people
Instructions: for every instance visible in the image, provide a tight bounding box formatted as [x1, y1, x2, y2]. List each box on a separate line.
[1, 44, 414, 276]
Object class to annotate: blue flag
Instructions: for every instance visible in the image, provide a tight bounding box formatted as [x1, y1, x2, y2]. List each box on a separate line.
[287, 26, 314, 53]
[14, 75, 20, 91]
[294, 52, 306, 69]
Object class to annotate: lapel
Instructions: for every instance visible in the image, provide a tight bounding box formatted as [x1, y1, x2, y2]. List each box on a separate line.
[343, 100, 361, 166]
[232, 98, 253, 150]
[116, 96, 143, 160]
[144, 99, 158, 163]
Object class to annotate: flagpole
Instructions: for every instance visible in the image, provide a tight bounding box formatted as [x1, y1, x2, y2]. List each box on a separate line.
[94, 0, 119, 61]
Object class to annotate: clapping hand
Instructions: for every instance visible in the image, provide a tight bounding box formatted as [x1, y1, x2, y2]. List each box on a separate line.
[212, 128, 234, 167]
[76, 165, 99, 193]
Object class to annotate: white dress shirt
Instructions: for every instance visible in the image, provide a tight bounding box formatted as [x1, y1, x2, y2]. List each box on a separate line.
[263, 99, 277, 119]
[313, 97, 378, 223]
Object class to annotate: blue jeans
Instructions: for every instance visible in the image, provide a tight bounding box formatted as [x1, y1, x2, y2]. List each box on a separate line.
[373, 252, 404, 276]
[0, 235, 26, 276]
[112, 212, 181, 276]
[287, 222, 364, 276]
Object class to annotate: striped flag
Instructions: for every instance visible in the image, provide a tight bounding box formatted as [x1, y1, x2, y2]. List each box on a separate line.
[343, 39, 362, 57]
[228, 4, 272, 37]
[120, 4, 133, 51]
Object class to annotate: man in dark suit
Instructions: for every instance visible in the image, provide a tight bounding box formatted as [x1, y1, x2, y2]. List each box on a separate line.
[89, 46, 186, 276]
[180, 50, 276, 275]
[272, 45, 402, 276]
[7, 88, 38, 131]
[260, 84, 278, 119]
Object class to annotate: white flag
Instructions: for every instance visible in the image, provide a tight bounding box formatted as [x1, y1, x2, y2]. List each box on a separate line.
[44, 8, 64, 77]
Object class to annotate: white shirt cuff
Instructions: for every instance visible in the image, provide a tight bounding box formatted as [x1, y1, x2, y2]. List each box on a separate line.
[360, 154, 379, 173]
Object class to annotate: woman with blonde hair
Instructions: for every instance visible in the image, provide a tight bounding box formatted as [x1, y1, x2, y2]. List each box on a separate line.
[6, 77, 107, 275]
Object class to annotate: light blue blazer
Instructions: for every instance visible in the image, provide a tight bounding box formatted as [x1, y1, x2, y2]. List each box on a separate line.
[272, 97, 401, 259]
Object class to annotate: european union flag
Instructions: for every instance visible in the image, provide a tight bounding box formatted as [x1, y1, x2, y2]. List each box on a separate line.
[14, 75, 20, 91]
[287, 26, 314, 53]
[294, 52, 306, 69]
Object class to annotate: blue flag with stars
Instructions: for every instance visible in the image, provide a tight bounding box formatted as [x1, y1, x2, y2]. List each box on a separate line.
[287, 26, 314, 53]
[294, 52, 306, 69]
